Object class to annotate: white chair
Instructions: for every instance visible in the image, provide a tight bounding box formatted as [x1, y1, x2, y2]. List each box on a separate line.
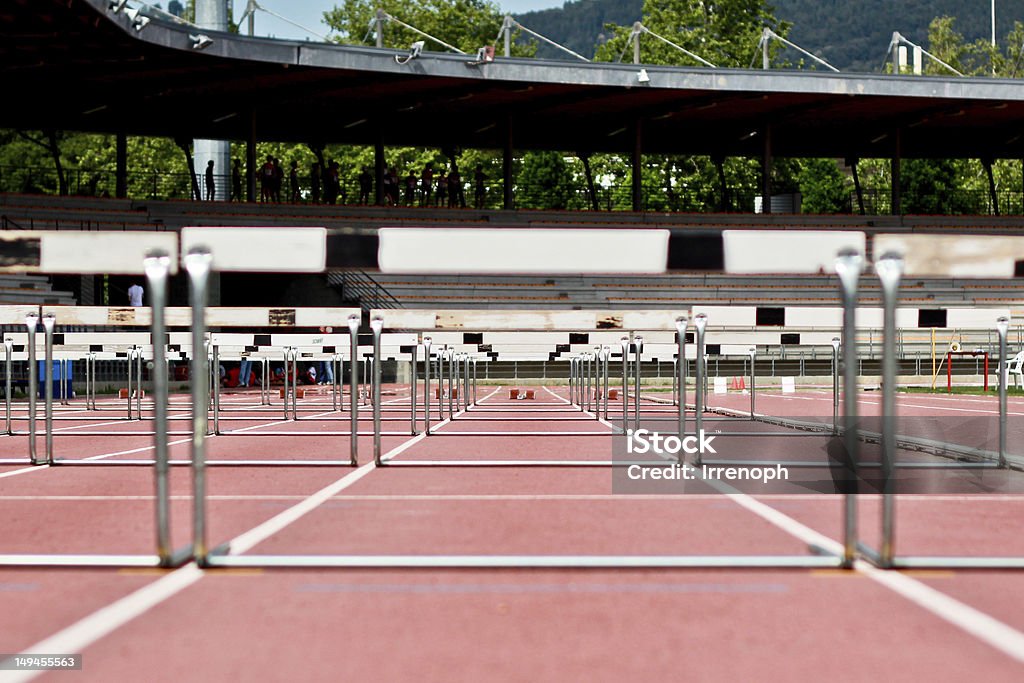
[1008, 350, 1024, 389]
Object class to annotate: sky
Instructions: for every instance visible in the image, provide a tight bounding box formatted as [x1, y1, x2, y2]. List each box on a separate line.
[236, 1, 565, 41]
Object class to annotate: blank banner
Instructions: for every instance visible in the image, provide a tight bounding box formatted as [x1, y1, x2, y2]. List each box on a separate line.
[181, 227, 327, 272]
[378, 228, 670, 274]
[0, 232, 178, 274]
[723, 231, 866, 274]
[874, 234, 1024, 278]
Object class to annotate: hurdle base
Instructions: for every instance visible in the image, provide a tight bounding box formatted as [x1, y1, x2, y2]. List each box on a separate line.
[203, 553, 846, 569]
[857, 541, 1024, 569]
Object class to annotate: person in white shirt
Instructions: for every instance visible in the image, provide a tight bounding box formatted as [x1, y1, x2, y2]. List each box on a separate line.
[128, 282, 144, 307]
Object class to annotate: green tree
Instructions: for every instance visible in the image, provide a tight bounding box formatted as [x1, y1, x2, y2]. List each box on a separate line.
[517, 151, 578, 210]
[324, 0, 534, 56]
[797, 158, 850, 214]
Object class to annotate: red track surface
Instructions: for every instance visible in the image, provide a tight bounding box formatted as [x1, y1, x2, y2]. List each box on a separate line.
[2, 386, 1024, 681]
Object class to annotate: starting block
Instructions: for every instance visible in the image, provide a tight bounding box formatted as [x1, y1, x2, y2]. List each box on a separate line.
[509, 389, 535, 400]
[607, 389, 619, 399]
[435, 388, 459, 399]
[280, 388, 305, 399]
[119, 389, 144, 399]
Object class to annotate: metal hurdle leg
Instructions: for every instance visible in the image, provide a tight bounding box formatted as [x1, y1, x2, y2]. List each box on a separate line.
[212, 345, 221, 435]
[570, 356, 576, 405]
[750, 347, 757, 415]
[145, 251, 175, 565]
[462, 353, 470, 412]
[371, 315, 383, 466]
[472, 358, 478, 406]
[835, 249, 862, 569]
[135, 346, 143, 418]
[875, 252, 903, 568]
[348, 314, 360, 466]
[186, 248, 212, 566]
[423, 337, 432, 436]
[4, 339, 11, 436]
[126, 344, 134, 420]
[693, 315, 707, 467]
[633, 336, 643, 431]
[602, 347, 610, 421]
[42, 314, 55, 465]
[25, 314, 40, 464]
[410, 343, 418, 435]
[290, 348, 299, 420]
[620, 337, 628, 432]
[447, 349, 455, 419]
[282, 348, 291, 420]
[831, 338, 840, 435]
[675, 317, 688, 458]
[997, 317, 1009, 469]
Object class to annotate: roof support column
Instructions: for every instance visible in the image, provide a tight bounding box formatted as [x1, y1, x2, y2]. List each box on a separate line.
[983, 157, 1000, 216]
[891, 128, 902, 216]
[761, 124, 773, 214]
[712, 155, 727, 212]
[115, 133, 127, 199]
[503, 115, 514, 211]
[632, 120, 643, 212]
[847, 157, 865, 215]
[246, 111, 256, 203]
[374, 134, 385, 206]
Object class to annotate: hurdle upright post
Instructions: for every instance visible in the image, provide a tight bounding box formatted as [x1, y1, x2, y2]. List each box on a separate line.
[185, 247, 213, 566]
[144, 251, 173, 564]
[472, 358, 478, 406]
[876, 251, 904, 568]
[835, 248, 863, 568]
[831, 337, 840, 435]
[126, 343, 134, 420]
[25, 313, 39, 464]
[347, 313, 360, 465]
[620, 337, 628, 433]
[135, 345, 143, 419]
[693, 314, 707, 467]
[371, 315, 383, 466]
[997, 316, 1010, 469]
[447, 348, 455, 418]
[42, 313, 55, 465]
[423, 336, 432, 435]
[4, 339, 11, 436]
[675, 317, 688, 455]
[634, 335, 643, 432]
[212, 345, 220, 435]
[749, 347, 756, 416]
[290, 348, 299, 420]
[410, 342, 418, 435]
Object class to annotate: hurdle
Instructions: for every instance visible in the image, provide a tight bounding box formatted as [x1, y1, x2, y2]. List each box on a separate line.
[200, 227, 868, 569]
[0, 231, 192, 567]
[857, 235, 1024, 569]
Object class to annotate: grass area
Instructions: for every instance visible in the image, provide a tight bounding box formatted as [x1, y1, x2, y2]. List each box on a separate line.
[899, 385, 1022, 396]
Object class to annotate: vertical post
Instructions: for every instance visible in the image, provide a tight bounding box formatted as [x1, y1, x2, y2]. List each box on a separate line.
[447, 349, 455, 418]
[410, 342, 418, 435]
[675, 317, 688, 460]
[761, 124, 773, 214]
[502, 15, 512, 57]
[835, 248, 863, 568]
[185, 248, 212, 566]
[762, 27, 770, 69]
[693, 314, 707, 466]
[876, 252, 904, 568]
[997, 316, 1009, 469]
[891, 128, 902, 216]
[42, 314, 55, 465]
[116, 133, 128, 199]
[620, 337, 629, 433]
[375, 9, 385, 48]
[633, 336, 644, 431]
[371, 315, 383, 466]
[212, 346, 221, 434]
[473, 359, 478, 405]
[423, 337, 432, 435]
[25, 314, 38, 464]
[348, 314, 360, 465]
[145, 251, 172, 565]
[4, 339, 11, 436]
[832, 337, 841, 435]
[127, 346, 134, 420]
[246, 111, 256, 203]
[632, 120, 643, 212]
[749, 347, 757, 416]
[632, 22, 642, 64]
[593, 347, 602, 420]
[437, 346, 445, 420]
[282, 349, 291, 420]
[569, 357, 575, 405]
[503, 115, 514, 211]
[290, 348, 298, 419]
[374, 134, 385, 206]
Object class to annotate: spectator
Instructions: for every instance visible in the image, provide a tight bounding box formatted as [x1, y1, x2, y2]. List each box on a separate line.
[259, 155, 275, 202]
[420, 163, 434, 206]
[436, 171, 448, 207]
[358, 167, 372, 205]
[474, 164, 486, 209]
[325, 161, 340, 204]
[238, 357, 253, 388]
[404, 170, 417, 206]
[381, 167, 394, 206]
[448, 166, 464, 208]
[231, 159, 242, 202]
[205, 160, 215, 201]
[310, 161, 322, 204]
[127, 281, 144, 307]
[272, 157, 284, 203]
[290, 160, 300, 203]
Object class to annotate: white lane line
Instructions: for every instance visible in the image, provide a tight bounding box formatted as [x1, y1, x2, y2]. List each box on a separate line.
[7, 420, 432, 682]
[722, 491, 1024, 664]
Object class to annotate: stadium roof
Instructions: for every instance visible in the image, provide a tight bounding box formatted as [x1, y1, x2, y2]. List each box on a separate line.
[5, 0, 1024, 159]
